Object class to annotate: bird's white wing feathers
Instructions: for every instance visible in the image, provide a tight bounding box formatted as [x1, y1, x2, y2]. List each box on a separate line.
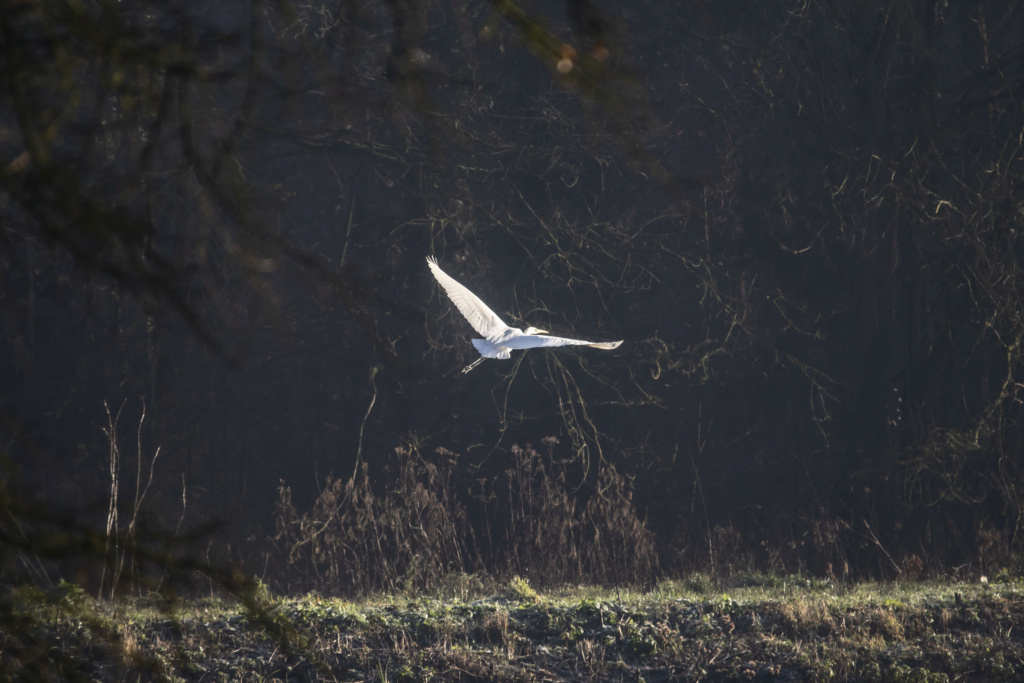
[583, 340, 624, 350]
[506, 335, 623, 350]
[428, 256, 623, 359]
[427, 257, 510, 339]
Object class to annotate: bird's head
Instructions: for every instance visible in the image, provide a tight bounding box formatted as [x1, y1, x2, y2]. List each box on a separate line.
[523, 326, 548, 335]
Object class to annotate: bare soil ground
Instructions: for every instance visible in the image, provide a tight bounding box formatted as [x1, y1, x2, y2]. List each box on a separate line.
[6, 575, 1023, 682]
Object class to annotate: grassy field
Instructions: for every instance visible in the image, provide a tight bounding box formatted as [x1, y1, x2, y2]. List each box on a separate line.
[5, 574, 1023, 681]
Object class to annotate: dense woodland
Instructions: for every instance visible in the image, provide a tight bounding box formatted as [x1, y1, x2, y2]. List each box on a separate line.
[2, 0, 1024, 597]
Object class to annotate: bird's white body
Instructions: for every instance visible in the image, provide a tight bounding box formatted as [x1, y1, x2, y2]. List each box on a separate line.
[427, 256, 622, 373]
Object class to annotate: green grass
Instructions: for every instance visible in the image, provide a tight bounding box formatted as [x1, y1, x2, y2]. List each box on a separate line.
[4, 574, 1023, 681]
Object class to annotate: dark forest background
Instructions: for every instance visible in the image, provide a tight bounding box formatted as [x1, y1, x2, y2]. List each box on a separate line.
[3, 0, 1024, 596]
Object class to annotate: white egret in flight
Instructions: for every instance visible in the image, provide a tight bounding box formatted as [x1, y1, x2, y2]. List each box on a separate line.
[427, 256, 622, 373]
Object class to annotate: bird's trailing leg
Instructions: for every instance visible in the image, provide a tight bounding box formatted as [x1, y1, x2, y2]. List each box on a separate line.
[461, 357, 487, 374]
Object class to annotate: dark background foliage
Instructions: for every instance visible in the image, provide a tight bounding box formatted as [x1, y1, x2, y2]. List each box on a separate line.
[2, 0, 1024, 593]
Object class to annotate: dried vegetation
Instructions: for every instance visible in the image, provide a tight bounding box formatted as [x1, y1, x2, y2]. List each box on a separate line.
[273, 441, 659, 596]
[6, 576, 1023, 682]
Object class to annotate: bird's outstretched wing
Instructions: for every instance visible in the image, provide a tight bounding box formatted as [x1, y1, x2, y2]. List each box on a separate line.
[507, 335, 623, 350]
[427, 257, 510, 339]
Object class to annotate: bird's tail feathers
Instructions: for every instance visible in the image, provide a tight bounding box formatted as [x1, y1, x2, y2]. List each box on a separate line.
[472, 338, 510, 359]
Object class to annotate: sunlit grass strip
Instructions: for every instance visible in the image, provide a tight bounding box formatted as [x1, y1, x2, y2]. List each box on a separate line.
[8, 574, 1023, 681]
